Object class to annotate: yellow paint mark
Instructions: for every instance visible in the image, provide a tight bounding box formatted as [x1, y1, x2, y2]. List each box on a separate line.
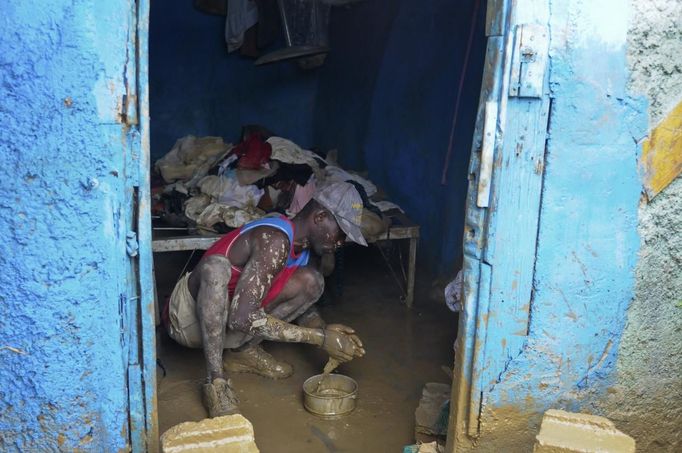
[640, 99, 682, 198]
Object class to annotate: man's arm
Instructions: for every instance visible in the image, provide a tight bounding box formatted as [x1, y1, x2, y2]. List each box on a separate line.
[227, 229, 325, 346]
[296, 303, 365, 357]
[228, 230, 362, 361]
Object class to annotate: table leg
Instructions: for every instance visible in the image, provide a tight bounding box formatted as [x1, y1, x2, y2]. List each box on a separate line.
[406, 237, 417, 308]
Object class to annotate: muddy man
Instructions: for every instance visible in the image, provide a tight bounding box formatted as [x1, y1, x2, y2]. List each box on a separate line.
[163, 182, 368, 417]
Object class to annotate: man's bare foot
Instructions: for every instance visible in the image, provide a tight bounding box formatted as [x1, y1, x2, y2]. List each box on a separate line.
[202, 378, 240, 418]
[224, 344, 294, 379]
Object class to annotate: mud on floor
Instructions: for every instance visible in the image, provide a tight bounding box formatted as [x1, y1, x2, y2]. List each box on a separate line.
[156, 246, 456, 452]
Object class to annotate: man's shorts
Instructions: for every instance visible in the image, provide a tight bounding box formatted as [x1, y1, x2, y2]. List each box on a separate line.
[164, 267, 256, 350]
[164, 260, 317, 349]
[166, 272, 207, 349]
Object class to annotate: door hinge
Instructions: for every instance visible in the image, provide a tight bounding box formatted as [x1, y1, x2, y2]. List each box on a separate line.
[121, 94, 139, 126]
[509, 24, 549, 98]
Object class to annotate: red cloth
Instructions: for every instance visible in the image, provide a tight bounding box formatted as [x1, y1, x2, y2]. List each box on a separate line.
[232, 135, 272, 170]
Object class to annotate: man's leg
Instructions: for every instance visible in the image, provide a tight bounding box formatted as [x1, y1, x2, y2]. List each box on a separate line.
[294, 305, 326, 329]
[268, 266, 325, 321]
[188, 255, 239, 417]
[224, 266, 325, 378]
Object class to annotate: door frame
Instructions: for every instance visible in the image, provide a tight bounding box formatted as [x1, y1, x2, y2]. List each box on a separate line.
[125, 0, 157, 450]
[129, 0, 551, 450]
[446, 0, 552, 450]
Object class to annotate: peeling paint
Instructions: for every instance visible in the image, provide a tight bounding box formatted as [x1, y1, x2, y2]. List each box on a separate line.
[593, 1, 682, 450]
[639, 99, 682, 198]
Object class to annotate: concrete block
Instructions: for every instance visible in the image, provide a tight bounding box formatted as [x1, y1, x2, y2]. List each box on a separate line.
[161, 414, 259, 453]
[534, 409, 635, 453]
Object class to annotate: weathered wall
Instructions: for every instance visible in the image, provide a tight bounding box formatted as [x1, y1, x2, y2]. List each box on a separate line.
[314, 0, 486, 274]
[599, 178, 682, 452]
[454, 0, 655, 450]
[0, 1, 132, 451]
[593, 1, 682, 450]
[627, 1, 682, 126]
[150, 0, 320, 160]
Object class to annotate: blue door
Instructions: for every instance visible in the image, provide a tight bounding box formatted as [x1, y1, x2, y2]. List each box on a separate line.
[447, 0, 551, 449]
[121, 0, 158, 451]
[0, 0, 156, 451]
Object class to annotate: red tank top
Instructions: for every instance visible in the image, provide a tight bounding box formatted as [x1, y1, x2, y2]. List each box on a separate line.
[203, 216, 310, 307]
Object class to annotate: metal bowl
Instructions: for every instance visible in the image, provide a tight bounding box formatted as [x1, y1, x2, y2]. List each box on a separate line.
[303, 374, 358, 418]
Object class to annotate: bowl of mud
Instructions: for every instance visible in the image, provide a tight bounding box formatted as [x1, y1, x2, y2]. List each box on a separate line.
[303, 374, 357, 418]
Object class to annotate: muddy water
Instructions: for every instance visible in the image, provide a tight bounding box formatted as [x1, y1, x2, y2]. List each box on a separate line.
[314, 358, 340, 394]
[156, 247, 456, 452]
[314, 389, 347, 397]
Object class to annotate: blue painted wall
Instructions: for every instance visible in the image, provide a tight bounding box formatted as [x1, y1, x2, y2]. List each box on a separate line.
[311, 0, 402, 171]
[452, 1, 651, 450]
[150, 0, 320, 160]
[486, 0, 643, 407]
[0, 1, 133, 451]
[315, 0, 486, 274]
[150, 0, 486, 276]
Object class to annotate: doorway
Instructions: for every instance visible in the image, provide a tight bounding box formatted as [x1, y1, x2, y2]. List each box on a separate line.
[145, 0, 489, 451]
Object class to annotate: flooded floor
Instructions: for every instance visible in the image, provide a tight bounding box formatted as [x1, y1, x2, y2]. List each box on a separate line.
[155, 246, 457, 452]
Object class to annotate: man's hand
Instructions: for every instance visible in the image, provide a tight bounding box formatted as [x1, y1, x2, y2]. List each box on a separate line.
[322, 325, 366, 362]
[326, 324, 364, 354]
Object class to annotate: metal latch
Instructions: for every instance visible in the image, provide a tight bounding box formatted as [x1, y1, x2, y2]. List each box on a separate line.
[477, 101, 498, 208]
[509, 24, 549, 98]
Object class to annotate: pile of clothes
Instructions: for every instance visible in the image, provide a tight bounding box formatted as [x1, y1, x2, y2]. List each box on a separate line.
[152, 126, 404, 239]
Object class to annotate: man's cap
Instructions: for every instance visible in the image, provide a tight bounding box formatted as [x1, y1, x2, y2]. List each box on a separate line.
[313, 181, 368, 246]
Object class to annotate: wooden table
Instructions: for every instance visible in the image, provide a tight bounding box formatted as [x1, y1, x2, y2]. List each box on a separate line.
[152, 212, 420, 307]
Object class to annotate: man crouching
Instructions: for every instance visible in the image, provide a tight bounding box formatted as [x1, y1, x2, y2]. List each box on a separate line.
[162, 182, 367, 417]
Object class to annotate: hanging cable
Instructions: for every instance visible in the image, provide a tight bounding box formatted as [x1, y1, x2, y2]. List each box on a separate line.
[441, 0, 481, 185]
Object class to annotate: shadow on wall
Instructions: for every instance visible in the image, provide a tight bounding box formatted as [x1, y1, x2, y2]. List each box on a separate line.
[315, 0, 487, 275]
